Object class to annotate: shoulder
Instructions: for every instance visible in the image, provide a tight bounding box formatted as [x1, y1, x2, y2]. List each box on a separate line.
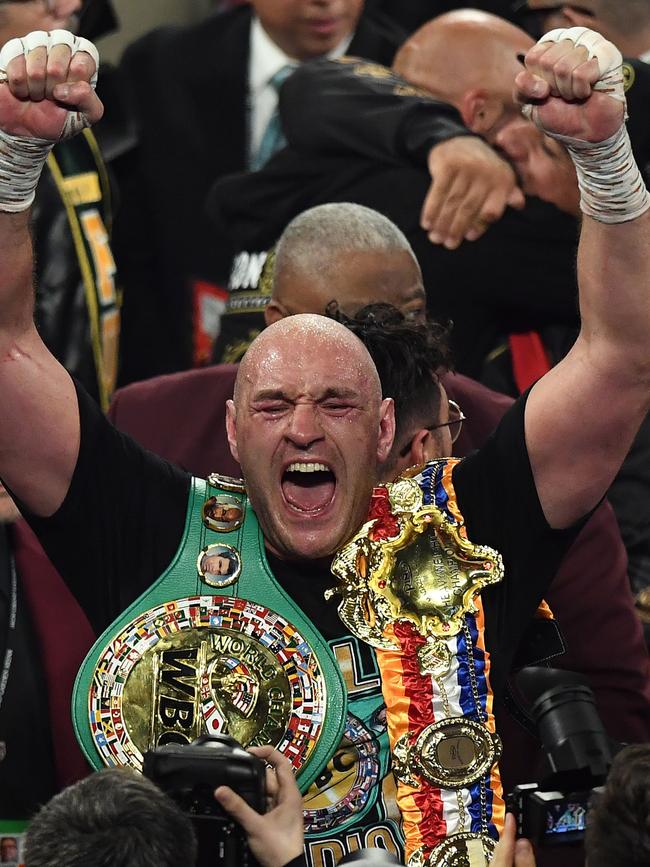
[349, 11, 406, 65]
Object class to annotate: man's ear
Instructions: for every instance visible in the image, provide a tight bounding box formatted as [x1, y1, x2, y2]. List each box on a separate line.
[264, 299, 288, 327]
[225, 400, 240, 463]
[377, 398, 396, 463]
[406, 428, 431, 468]
[459, 89, 501, 137]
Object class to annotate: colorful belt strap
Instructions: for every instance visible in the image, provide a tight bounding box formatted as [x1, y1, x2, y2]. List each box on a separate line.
[329, 459, 505, 867]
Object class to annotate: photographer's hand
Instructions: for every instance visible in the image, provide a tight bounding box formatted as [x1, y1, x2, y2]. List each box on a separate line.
[214, 746, 304, 867]
[490, 814, 537, 867]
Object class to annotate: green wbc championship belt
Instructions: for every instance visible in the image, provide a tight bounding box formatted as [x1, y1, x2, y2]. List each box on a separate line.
[73, 474, 347, 793]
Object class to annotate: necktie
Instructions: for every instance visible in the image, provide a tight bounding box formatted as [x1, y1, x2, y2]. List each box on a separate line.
[252, 64, 295, 170]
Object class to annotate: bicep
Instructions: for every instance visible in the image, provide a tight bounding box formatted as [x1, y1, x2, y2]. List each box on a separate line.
[0, 324, 79, 517]
[525, 336, 647, 528]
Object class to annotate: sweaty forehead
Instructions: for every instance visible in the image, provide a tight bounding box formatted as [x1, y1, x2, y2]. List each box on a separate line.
[235, 316, 379, 403]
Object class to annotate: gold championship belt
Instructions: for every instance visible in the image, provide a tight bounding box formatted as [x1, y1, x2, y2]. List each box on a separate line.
[73, 475, 346, 792]
[328, 462, 505, 866]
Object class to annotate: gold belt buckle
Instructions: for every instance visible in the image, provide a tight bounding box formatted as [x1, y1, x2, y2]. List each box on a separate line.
[393, 718, 502, 790]
[89, 596, 326, 772]
[410, 833, 496, 867]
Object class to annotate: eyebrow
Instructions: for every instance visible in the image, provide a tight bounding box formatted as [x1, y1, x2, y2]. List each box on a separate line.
[252, 386, 361, 402]
[252, 389, 289, 402]
[405, 285, 426, 301]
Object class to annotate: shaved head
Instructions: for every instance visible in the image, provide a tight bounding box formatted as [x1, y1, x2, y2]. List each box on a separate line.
[227, 314, 394, 561]
[394, 9, 533, 108]
[235, 313, 382, 407]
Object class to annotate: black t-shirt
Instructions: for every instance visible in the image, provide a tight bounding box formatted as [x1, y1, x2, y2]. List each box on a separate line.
[21, 381, 581, 862]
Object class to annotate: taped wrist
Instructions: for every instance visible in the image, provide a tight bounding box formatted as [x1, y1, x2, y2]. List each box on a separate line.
[0, 129, 53, 213]
[563, 125, 650, 224]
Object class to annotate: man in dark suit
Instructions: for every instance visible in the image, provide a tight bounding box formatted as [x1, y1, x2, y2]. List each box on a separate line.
[113, 0, 405, 383]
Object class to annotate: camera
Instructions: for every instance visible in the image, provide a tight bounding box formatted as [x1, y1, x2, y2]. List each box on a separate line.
[506, 667, 614, 847]
[143, 734, 266, 867]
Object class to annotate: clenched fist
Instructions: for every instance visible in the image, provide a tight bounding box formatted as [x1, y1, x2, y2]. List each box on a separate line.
[515, 28, 625, 145]
[0, 30, 103, 142]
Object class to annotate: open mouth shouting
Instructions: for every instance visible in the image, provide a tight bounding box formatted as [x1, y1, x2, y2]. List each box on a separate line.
[281, 461, 337, 515]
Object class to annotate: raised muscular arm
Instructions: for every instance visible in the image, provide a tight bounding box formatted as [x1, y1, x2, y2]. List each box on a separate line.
[519, 29, 650, 528]
[0, 33, 103, 516]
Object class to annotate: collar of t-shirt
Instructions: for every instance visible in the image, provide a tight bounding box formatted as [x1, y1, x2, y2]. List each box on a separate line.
[248, 15, 353, 159]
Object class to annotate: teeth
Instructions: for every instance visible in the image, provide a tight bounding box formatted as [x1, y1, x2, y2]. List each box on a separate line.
[286, 462, 330, 473]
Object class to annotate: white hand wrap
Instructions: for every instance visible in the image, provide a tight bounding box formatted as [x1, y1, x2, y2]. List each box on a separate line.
[525, 27, 650, 223]
[539, 27, 626, 103]
[0, 30, 99, 213]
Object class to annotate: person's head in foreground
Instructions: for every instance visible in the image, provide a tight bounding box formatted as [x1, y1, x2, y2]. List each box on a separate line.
[492, 744, 650, 867]
[24, 768, 197, 867]
[585, 743, 650, 867]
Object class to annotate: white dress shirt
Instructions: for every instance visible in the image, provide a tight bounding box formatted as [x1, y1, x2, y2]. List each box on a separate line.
[248, 16, 352, 163]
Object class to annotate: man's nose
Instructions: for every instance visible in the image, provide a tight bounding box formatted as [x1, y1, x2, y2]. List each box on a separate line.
[494, 118, 538, 162]
[285, 404, 324, 448]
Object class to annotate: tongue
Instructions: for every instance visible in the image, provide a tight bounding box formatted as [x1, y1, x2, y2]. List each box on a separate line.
[282, 473, 335, 512]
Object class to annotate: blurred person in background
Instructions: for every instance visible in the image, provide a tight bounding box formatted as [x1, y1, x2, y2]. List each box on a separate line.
[112, 0, 405, 383]
[208, 11, 574, 379]
[519, 0, 650, 59]
[0, 478, 94, 822]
